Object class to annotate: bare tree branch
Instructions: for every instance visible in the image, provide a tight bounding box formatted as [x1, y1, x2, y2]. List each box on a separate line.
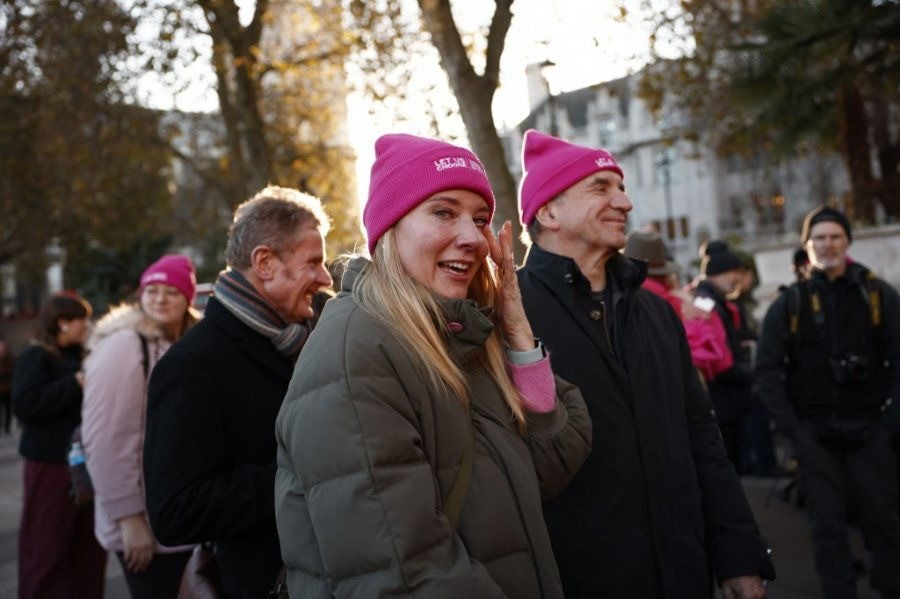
[484, 0, 513, 87]
[247, 0, 269, 45]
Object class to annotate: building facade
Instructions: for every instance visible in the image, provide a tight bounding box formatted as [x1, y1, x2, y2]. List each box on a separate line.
[501, 65, 850, 276]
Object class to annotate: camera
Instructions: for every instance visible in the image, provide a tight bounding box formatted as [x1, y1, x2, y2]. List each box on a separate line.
[827, 354, 869, 385]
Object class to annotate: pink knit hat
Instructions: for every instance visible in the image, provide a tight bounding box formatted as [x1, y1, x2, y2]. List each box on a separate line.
[518, 129, 624, 226]
[363, 133, 495, 254]
[140, 255, 197, 302]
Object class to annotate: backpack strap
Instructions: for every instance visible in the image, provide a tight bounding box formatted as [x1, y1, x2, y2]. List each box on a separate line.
[787, 283, 802, 336]
[866, 271, 882, 328]
[864, 272, 885, 361]
[441, 407, 475, 529]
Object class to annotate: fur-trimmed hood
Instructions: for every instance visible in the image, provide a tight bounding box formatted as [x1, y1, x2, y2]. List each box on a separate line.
[86, 304, 167, 351]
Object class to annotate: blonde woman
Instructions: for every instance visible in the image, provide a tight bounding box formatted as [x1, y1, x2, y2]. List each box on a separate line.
[275, 134, 591, 598]
[82, 256, 200, 598]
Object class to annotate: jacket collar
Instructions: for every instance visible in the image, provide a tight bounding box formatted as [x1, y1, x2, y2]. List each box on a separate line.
[341, 257, 366, 293]
[523, 243, 647, 297]
[204, 297, 293, 381]
[342, 256, 492, 363]
[436, 297, 493, 363]
[809, 260, 870, 287]
[87, 304, 166, 351]
[641, 276, 669, 297]
[695, 279, 726, 303]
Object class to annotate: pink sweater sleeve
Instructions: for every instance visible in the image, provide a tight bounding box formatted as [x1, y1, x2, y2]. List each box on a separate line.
[507, 356, 556, 413]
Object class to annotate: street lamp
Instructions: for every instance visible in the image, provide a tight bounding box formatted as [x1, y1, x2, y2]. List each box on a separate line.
[539, 59, 558, 136]
[655, 147, 674, 240]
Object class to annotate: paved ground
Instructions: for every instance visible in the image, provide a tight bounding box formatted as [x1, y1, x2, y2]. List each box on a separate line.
[0, 431, 129, 599]
[0, 430, 883, 598]
[740, 476, 879, 598]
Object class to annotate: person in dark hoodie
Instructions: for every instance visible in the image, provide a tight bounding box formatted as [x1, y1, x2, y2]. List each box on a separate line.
[143, 186, 334, 598]
[694, 240, 756, 469]
[516, 129, 775, 599]
[757, 206, 900, 599]
[13, 292, 107, 598]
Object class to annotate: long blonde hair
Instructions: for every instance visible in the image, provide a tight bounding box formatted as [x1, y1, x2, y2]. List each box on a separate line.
[354, 228, 526, 430]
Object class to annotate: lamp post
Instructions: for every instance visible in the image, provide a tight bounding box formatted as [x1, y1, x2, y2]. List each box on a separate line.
[656, 147, 674, 240]
[539, 59, 558, 136]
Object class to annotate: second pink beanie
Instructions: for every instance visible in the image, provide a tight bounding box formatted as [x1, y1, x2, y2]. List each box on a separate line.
[518, 129, 624, 226]
[140, 255, 197, 302]
[363, 133, 495, 254]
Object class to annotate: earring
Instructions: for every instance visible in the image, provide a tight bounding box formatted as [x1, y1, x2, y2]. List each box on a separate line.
[60, 325, 69, 332]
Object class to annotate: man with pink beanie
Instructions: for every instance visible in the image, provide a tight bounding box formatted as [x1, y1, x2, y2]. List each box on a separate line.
[515, 130, 774, 598]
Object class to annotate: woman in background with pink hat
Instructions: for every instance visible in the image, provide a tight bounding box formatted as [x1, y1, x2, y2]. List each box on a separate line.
[275, 133, 591, 598]
[81, 255, 200, 598]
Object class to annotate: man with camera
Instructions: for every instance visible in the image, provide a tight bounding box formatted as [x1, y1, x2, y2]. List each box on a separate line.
[757, 205, 900, 599]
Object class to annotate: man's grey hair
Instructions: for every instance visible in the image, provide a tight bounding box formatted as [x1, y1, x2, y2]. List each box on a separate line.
[522, 219, 542, 247]
[225, 185, 331, 270]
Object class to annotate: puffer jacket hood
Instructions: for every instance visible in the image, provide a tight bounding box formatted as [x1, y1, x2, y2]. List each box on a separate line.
[86, 304, 165, 352]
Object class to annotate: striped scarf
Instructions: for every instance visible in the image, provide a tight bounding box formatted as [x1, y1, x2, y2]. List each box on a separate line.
[213, 270, 311, 359]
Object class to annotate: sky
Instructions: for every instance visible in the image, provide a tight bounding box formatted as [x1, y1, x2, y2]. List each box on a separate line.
[136, 0, 656, 209]
[347, 0, 654, 209]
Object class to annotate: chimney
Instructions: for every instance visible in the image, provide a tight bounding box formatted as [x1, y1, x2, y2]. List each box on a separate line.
[525, 62, 550, 112]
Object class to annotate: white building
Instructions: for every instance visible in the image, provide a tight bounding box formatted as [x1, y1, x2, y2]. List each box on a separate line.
[501, 64, 850, 276]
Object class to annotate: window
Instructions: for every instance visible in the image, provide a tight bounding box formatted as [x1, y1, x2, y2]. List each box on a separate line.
[598, 118, 616, 148]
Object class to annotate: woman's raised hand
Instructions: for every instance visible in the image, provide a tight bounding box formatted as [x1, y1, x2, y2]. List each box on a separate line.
[486, 221, 536, 351]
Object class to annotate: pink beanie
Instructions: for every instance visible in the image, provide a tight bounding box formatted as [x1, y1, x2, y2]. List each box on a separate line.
[140, 255, 197, 302]
[363, 133, 495, 254]
[518, 129, 624, 226]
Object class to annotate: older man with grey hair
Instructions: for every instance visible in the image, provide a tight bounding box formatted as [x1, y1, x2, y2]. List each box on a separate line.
[516, 130, 774, 599]
[144, 186, 333, 598]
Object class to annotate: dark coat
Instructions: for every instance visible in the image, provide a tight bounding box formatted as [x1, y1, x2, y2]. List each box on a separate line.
[12, 343, 84, 462]
[144, 297, 293, 599]
[518, 244, 775, 598]
[694, 280, 754, 422]
[274, 258, 592, 598]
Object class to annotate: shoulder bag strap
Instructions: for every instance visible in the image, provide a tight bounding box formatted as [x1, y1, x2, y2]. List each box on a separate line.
[136, 332, 150, 382]
[441, 407, 475, 529]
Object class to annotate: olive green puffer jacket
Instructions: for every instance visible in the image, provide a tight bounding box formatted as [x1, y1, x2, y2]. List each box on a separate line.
[275, 258, 591, 598]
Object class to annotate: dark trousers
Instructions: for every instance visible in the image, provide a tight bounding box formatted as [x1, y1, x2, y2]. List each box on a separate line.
[0, 392, 11, 433]
[18, 460, 107, 599]
[742, 400, 777, 473]
[795, 423, 900, 599]
[115, 550, 192, 599]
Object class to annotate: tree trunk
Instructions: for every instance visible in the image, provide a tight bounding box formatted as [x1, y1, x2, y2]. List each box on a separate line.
[202, 0, 272, 198]
[417, 0, 523, 259]
[231, 61, 271, 195]
[455, 79, 521, 254]
[869, 93, 900, 219]
[838, 83, 877, 223]
[209, 31, 248, 197]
